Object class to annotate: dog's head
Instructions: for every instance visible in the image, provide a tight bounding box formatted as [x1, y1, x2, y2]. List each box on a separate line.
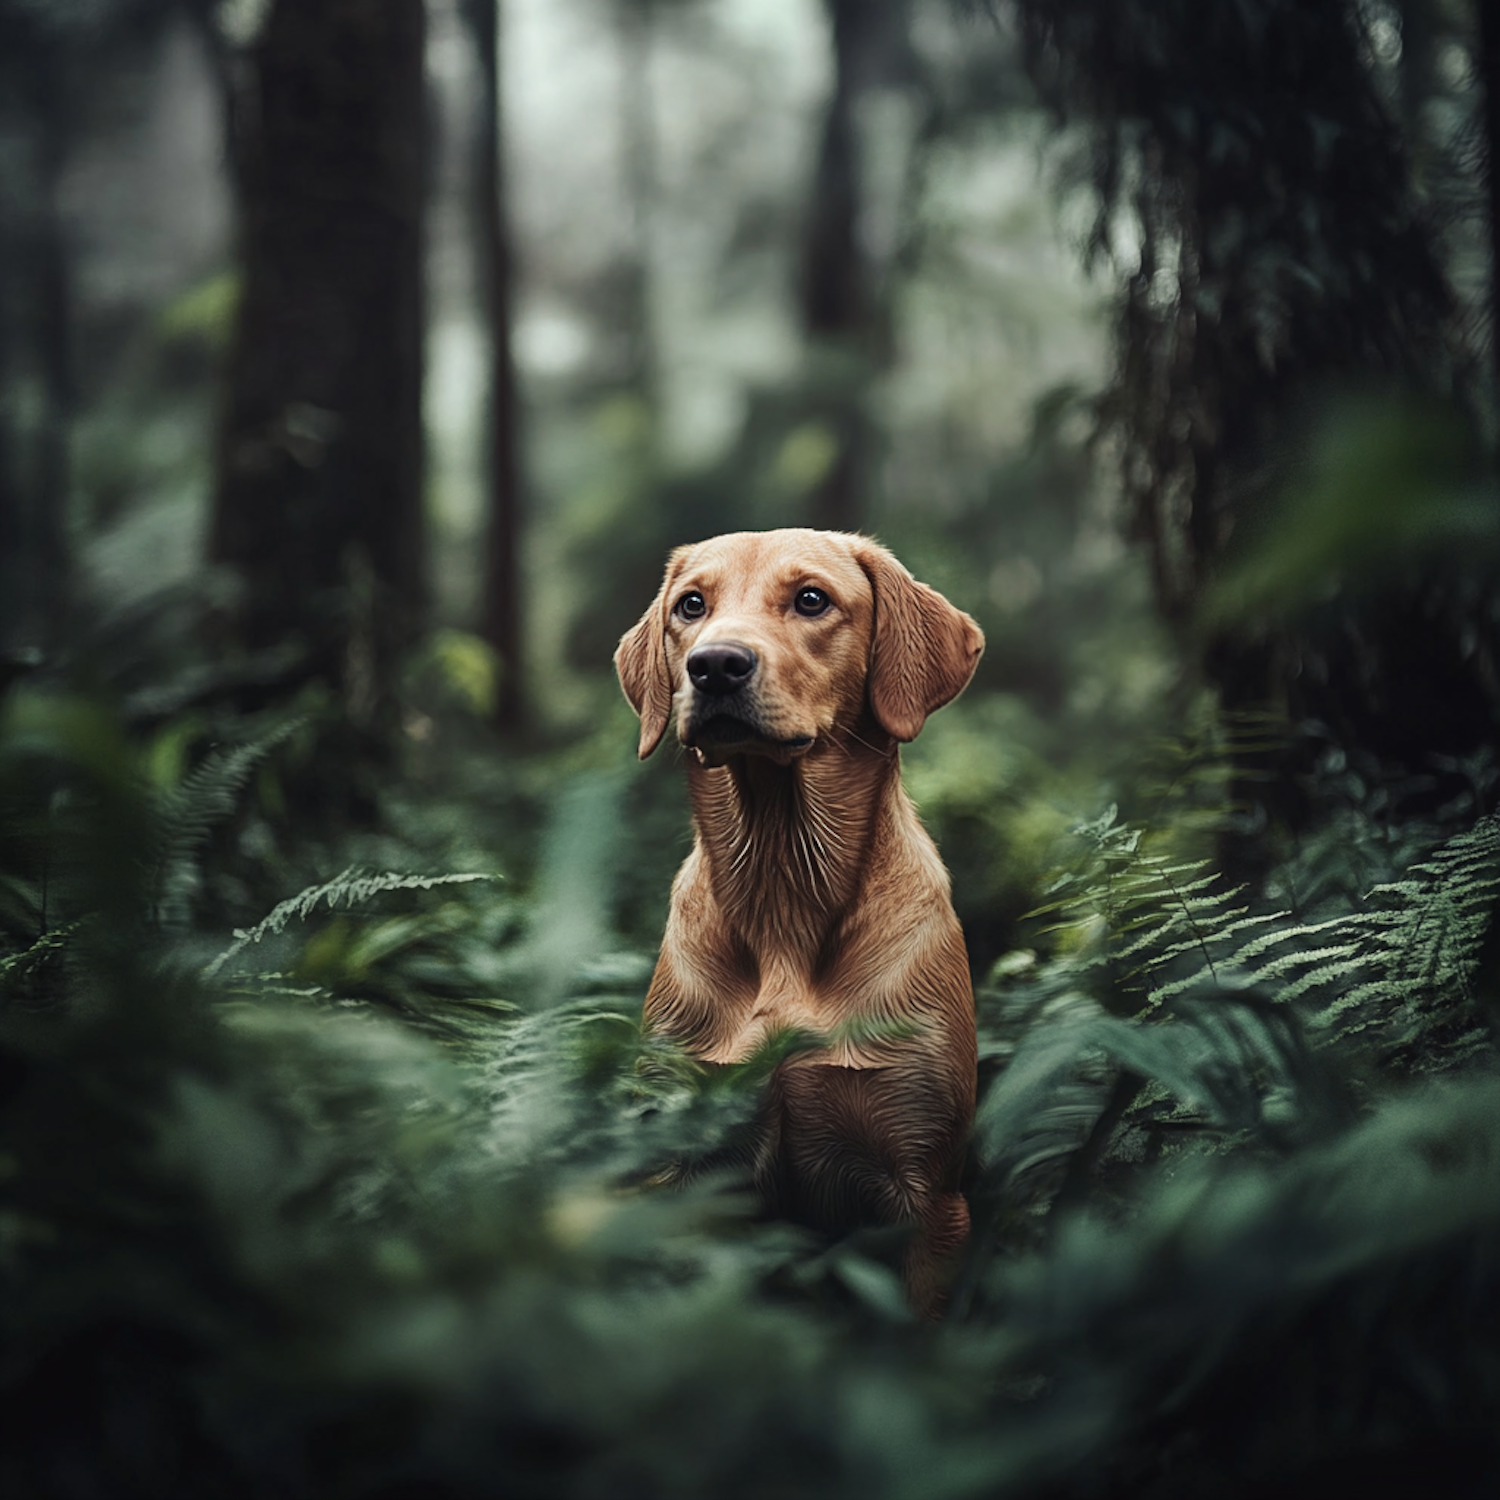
[615, 529, 984, 763]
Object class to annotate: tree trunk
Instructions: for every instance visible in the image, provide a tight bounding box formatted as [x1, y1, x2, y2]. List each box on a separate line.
[1478, 0, 1500, 394]
[1397, 0, 1437, 185]
[614, 0, 658, 405]
[801, 0, 866, 348]
[471, 0, 525, 734]
[798, 0, 896, 534]
[212, 0, 428, 724]
[1009, 0, 1496, 848]
[0, 33, 73, 660]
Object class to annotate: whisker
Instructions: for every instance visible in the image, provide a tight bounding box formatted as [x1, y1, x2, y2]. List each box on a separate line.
[844, 727, 894, 758]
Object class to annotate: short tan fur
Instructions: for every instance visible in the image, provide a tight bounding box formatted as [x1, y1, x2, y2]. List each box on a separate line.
[616, 528, 984, 1312]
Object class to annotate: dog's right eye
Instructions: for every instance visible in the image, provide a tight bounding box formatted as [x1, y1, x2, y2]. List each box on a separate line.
[676, 592, 707, 620]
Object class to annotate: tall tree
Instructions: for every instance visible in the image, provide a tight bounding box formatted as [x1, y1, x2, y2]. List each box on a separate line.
[0, 9, 76, 660]
[798, 0, 915, 532]
[211, 0, 428, 724]
[798, 0, 878, 533]
[613, 0, 660, 407]
[469, 0, 526, 734]
[1008, 0, 1498, 798]
[1478, 0, 1500, 391]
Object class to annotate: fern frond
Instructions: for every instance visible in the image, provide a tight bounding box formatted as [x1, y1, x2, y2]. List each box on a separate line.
[204, 868, 499, 979]
[1220, 913, 1357, 966]
[0, 918, 85, 998]
[1149, 910, 1281, 965]
[150, 717, 303, 929]
[988, 807, 1500, 1235]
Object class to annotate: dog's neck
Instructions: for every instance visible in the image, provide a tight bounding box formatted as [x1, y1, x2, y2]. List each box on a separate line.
[685, 720, 900, 959]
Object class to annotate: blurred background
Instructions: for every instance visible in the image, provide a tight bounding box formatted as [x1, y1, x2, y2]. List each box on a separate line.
[3, 1, 1500, 1495]
[4, 0, 1499, 952]
[1, 0, 1142, 952]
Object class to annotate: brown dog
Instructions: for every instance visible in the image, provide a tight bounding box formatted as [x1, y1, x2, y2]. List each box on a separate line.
[615, 528, 984, 1312]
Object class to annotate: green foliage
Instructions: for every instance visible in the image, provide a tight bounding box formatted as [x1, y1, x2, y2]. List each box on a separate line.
[157, 269, 242, 353]
[411, 629, 502, 719]
[1022, 801, 1499, 1062]
[204, 867, 499, 979]
[3, 689, 1500, 1495]
[1006, 0, 1463, 613]
[9, 0, 1497, 1487]
[150, 716, 306, 930]
[967, 789, 1499, 1282]
[1205, 397, 1494, 625]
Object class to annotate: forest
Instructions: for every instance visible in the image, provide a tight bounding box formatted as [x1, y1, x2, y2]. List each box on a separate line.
[1, 0, 1499, 1495]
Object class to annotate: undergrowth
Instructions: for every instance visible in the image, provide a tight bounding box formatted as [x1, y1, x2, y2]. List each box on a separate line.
[1, 687, 1498, 1498]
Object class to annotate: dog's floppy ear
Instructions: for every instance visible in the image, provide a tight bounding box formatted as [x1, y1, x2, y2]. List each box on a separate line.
[855, 538, 984, 742]
[614, 552, 684, 759]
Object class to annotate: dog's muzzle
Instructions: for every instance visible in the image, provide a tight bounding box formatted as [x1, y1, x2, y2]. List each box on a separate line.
[682, 642, 812, 757]
[685, 640, 759, 745]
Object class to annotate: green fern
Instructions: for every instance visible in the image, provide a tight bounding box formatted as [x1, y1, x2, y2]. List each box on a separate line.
[204, 867, 499, 980]
[1026, 807, 1498, 1061]
[974, 808, 1500, 1248]
[1027, 805, 1250, 1002]
[1306, 814, 1500, 1066]
[1132, 815, 1500, 1071]
[149, 717, 304, 929]
[8, 691, 1500, 1495]
[0, 918, 86, 1006]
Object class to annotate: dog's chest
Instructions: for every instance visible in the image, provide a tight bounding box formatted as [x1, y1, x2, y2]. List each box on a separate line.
[694, 955, 902, 1069]
[710, 974, 821, 1061]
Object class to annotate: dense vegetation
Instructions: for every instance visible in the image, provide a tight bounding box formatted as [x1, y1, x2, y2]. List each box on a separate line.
[1, 675, 1497, 1497]
[2, 0, 1499, 1495]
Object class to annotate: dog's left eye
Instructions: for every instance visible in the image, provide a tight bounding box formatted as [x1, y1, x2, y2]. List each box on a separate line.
[794, 587, 830, 617]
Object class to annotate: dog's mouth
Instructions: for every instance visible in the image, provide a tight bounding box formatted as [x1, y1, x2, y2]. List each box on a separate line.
[686, 714, 814, 758]
[692, 714, 760, 745]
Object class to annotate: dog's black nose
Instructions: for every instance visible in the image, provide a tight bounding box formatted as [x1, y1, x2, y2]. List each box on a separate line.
[687, 642, 757, 696]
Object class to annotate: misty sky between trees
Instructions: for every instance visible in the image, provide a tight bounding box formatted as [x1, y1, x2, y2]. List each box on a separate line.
[68, 0, 1106, 664]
